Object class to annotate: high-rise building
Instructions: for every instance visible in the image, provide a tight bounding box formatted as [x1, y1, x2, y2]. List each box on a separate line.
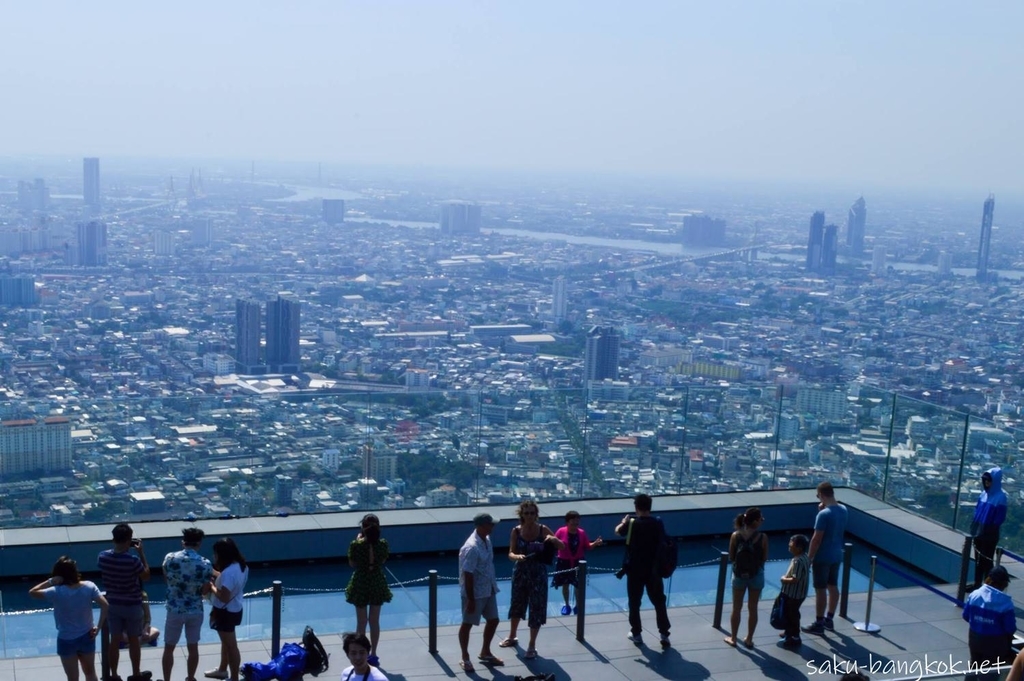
[681, 215, 727, 247]
[83, 157, 100, 207]
[0, 416, 72, 475]
[977, 194, 995, 281]
[806, 211, 825, 272]
[153, 230, 175, 256]
[274, 474, 294, 508]
[846, 196, 867, 255]
[76, 221, 107, 266]
[322, 199, 346, 225]
[192, 218, 212, 246]
[872, 246, 887, 276]
[0, 276, 37, 306]
[235, 298, 263, 373]
[552, 276, 568, 323]
[439, 201, 482, 236]
[937, 250, 952, 276]
[584, 326, 620, 383]
[17, 179, 49, 212]
[821, 224, 838, 275]
[266, 294, 301, 373]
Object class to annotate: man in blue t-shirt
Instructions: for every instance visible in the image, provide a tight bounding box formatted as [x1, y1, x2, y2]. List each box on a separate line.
[802, 482, 848, 635]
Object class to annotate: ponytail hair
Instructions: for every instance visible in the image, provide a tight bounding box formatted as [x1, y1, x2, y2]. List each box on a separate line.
[734, 507, 763, 530]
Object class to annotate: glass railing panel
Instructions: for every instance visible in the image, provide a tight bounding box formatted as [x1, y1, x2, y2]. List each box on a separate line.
[953, 413, 1023, 552]
[846, 384, 895, 501]
[883, 394, 968, 528]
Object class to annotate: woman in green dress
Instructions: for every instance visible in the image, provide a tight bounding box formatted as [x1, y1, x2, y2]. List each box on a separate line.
[345, 513, 392, 667]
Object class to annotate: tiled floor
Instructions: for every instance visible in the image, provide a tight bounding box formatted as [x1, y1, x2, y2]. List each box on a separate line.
[6, 583, 989, 681]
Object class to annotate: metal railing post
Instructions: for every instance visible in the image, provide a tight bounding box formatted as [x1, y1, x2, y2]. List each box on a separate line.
[957, 535, 972, 605]
[853, 556, 881, 633]
[575, 560, 587, 642]
[428, 570, 438, 654]
[100, 620, 110, 681]
[712, 551, 729, 629]
[271, 580, 282, 657]
[839, 542, 853, 618]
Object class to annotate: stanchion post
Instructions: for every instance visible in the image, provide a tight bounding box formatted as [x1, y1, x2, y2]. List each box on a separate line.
[996, 547, 1004, 568]
[712, 551, 729, 629]
[575, 560, 588, 642]
[853, 556, 881, 633]
[428, 570, 438, 654]
[100, 620, 110, 681]
[840, 542, 853, 618]
[271, 580, 282, 658]
[957, 535, 972, 605]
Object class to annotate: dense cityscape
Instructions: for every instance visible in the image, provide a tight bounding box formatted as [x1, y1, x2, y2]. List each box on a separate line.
[0, 157, 1021, 542]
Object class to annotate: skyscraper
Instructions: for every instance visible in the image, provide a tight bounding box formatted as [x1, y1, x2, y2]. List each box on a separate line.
[266, 294, 301, 373]
[76, 221, 107, 266]
[976, 194, 995, 281]
[439, 201, 482, 236]
[584, 326, 620, 383]
[83, 157, 100, 207]
[806, 211, 825, 272]
[235, 298, 263, 373]
[552, 276, 567, 323]
[820, 224, 838, 275]
[846, 196, 867, 255]
[322, 199, 346, 225]
[681, 215, 727, 247]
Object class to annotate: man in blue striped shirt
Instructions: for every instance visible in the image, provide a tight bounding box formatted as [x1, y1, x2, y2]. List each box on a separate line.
[98, 523, 151, 681]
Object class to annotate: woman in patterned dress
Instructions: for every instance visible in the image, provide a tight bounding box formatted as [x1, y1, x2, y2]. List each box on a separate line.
[498, 501, 564, 660]
[345, 513, 392, 666]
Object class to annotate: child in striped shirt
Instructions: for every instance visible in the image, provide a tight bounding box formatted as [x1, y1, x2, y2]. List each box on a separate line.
[779, 534, 810, 648]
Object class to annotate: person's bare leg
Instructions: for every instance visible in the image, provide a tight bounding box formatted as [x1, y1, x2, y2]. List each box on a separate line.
[161, 643, 174, 681]
[108, 638, 121, 678]
[186, 642, 200, 680]
[80, 652, 99, 681]
[562, 585, 571, 608]
[505, 616, 521, 642]
[744, 590, 761, 646]
[60, 655, 80, 681]
[128, 635, 142, 676]
[355, 605, 368, 637]
[458, 623, 473, 662]
[368, 605, 382, 656]
[814, 586, 827, 619]
[221, 630, 240, 681]
[480, 617, 500, 657]
[724, 588, 743, 645]
[527, 626, 539, 653]
[826, 584, 840, 617]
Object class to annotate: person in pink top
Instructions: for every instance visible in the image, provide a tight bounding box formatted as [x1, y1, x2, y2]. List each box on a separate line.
[551, 510, 603, 615]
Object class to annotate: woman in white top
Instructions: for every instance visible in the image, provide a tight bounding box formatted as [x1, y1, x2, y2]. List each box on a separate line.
[204, 538, 249, 681]
[29, 555, 109, 681]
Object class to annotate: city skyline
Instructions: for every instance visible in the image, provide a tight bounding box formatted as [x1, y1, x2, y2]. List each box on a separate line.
[1, 2, 1022, 196]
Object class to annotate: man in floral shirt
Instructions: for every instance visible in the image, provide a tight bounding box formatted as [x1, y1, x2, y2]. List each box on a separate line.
[161, 527, 214, 681]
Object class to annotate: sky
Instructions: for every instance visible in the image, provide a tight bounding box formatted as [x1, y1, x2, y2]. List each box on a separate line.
[1, 1, 1022, 196]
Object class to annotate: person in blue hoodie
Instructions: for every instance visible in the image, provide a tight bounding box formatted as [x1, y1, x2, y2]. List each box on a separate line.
[971, 467, 1008, 589]
[962, 565, 1015, 677]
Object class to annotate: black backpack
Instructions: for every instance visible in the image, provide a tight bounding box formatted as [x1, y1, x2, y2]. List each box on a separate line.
[655, 518, 678, 578]
[733, 532, 762, 579]
[302, 625, 330, 676]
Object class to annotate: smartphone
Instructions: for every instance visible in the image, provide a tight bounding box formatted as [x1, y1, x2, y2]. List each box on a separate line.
[131, 538, 141, 547]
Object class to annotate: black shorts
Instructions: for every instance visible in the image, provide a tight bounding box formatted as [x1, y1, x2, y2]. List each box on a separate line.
[551, 558, 578, 588]
[210, 607, 243, 633]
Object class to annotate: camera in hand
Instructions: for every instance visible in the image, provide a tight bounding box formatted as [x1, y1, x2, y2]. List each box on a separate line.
[131, 538, 141, 547]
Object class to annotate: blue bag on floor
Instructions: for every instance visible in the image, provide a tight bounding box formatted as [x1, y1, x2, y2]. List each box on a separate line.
[242, 642, 308, 681]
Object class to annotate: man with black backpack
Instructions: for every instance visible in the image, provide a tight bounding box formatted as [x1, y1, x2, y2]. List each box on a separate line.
[615, 494, 671, 649]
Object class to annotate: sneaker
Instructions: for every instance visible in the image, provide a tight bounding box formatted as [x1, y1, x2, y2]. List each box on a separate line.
[367, 655, 380, 667]
[560, 604, 571, 616]
[802, 620, 825, 635]
[824, 616, 835, 631]
[572, 606, 578, 615]
[659, 635, 670, 649]
[626, 632, 643, 645]
[782, 636, 802, 648]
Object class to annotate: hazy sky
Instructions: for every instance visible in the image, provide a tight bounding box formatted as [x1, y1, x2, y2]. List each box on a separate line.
[2, 1, 1021, 195]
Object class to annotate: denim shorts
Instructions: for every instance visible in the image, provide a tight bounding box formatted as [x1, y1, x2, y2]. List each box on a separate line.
[731, 569, 765, 592]
[57, 632, 96, 657]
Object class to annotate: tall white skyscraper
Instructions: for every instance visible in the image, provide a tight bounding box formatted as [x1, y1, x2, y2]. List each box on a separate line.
[83, 157, 100, 207]
[872, 247, 886, 276]
[937, 250, 952, 276]
[552, 276, 567, 323]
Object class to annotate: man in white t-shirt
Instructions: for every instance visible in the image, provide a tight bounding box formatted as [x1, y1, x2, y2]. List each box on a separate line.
[457, 513, 501, 673]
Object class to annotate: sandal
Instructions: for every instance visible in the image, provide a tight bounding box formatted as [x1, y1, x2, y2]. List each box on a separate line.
[524, 649, 538, 660]
[498, 637, 518, 648]
[477, 655, 505, 666]
[204, 672, 229, 680]
[459, 659, 475, 673]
